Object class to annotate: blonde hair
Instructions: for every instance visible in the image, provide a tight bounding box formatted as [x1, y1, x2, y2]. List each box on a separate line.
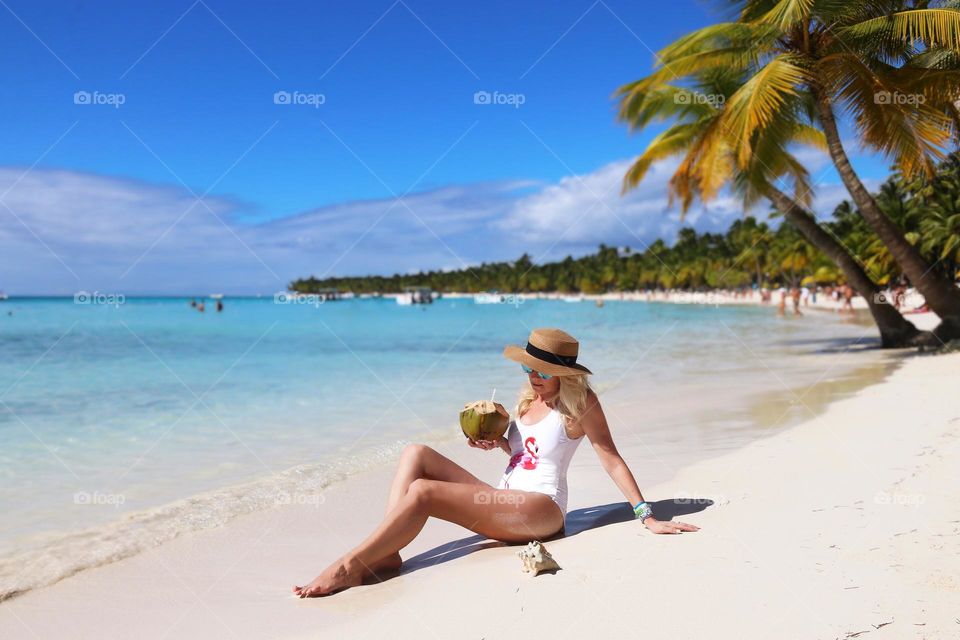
[516, 374, 592, 425]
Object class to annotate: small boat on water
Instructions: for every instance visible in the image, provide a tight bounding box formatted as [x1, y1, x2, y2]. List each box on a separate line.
[397, 286, 435, 305]
[561, 295, 584, 303]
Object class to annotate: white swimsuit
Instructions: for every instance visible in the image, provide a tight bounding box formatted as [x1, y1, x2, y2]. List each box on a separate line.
[496, 407, 584, 515]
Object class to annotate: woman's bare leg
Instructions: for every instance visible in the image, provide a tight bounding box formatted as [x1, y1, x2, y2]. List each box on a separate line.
[386, 444, 491, 513]
[293, 480, 562, 597]
[352, 444, 493, 580]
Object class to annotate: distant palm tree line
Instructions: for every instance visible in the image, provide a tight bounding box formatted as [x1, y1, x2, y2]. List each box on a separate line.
[291, 152, 960, 298]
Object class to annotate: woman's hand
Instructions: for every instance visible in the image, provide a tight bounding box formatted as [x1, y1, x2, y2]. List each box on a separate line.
[643, 517, 700, 534]
[467, 437, 504, 451]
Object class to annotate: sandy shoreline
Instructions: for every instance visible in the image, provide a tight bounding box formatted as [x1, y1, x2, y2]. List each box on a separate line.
[1, 312, 956, 639]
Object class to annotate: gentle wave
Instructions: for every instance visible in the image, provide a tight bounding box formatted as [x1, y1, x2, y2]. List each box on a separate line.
[0, 439, 414, 601]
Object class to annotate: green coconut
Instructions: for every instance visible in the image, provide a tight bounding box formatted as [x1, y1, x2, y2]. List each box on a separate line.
[459, 400, 510, 441]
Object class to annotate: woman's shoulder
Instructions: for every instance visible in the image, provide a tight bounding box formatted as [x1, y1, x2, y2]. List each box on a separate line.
[570, 390, 601, 428]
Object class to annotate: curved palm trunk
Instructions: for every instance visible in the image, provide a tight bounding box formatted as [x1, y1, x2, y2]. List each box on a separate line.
[766, 186, 931, 347]
[812, 89, 960, 324]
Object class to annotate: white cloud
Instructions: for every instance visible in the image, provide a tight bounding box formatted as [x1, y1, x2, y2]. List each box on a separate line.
[0, 158, 866, 294]
[498, 158, 755, 259]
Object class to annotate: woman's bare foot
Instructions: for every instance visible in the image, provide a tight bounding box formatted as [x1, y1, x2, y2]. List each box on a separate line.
[292, 555, 365, 598]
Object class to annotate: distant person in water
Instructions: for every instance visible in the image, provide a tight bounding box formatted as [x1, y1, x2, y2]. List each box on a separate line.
[216, 299, 223, 313]
[293, 328, 699, 597]
[197, 301, 205, 313]
[190, 298, 197, 308]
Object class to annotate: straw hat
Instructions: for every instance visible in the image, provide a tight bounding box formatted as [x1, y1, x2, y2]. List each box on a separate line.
[503, 328, 592, 377]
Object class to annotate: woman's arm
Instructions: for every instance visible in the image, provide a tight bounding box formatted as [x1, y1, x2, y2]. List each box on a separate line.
[466, 435, 511, 454]
[577, 392, 699, 535]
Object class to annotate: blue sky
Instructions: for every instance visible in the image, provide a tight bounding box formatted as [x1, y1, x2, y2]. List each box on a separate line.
[0, 0, 890, 294]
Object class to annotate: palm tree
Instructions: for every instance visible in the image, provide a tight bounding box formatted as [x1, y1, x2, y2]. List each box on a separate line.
[637, 0, 960, 334]
[614, 68, 930, 346]
[907, 152, 960, 278]
[774, 226, 818, 286]
[729, 217, 772, 286]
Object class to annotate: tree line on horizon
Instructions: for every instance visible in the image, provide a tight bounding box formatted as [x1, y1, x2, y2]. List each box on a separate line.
[291, 152, 960, 299]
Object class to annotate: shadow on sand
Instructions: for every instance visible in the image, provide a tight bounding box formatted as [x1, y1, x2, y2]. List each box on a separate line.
[399, 498, 713, 576]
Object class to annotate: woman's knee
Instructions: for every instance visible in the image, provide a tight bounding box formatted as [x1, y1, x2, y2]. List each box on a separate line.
[406, 478, 435, 507]
[401, 443, 432, 463]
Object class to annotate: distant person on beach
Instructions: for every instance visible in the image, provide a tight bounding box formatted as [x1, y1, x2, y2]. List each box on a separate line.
[841, 285, 854, 313]
[293, 328, 699, 597]
[777, 287, 787, 316]
[790, 287, 802, 316]
[892, 283, 906, 310]
[829, 286, 841, 311]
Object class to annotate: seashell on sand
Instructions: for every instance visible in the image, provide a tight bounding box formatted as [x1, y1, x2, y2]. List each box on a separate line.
[518, 541, 560, 575]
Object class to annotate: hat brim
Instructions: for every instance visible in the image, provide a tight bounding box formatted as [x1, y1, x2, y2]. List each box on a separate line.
[503, 345, 592, 377]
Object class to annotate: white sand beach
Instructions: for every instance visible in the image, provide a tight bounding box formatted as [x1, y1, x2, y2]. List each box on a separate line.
[0, 313, 957, 639]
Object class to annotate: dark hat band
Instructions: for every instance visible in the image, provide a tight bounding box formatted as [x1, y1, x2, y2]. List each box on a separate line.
[525, 342, 578, 367]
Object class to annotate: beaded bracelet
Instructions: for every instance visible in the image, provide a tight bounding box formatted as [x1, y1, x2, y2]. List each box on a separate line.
[633, 500, 653, 522]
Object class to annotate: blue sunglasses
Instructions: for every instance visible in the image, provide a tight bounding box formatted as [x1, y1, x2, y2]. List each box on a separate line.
[521, 364, 553, 380]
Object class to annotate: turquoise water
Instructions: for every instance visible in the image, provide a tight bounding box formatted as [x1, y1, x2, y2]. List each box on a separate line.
[0, 295, 878, 595]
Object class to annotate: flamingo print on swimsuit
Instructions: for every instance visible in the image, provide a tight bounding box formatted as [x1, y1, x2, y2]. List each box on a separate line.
[507, 436, 539, 471]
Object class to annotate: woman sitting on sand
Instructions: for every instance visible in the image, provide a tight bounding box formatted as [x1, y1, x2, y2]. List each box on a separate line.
[294, 328, 699, 597]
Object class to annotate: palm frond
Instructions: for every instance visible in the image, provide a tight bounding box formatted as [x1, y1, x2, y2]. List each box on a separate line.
[720, 55, 811, 166]
[622, 122, 705, 192]
[818, 52, 954, 177]
[755, 0, 815, 29]
[615, 83, 717, 130]
[657, 22, 780, 62]
[842, 9, 960, 51]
